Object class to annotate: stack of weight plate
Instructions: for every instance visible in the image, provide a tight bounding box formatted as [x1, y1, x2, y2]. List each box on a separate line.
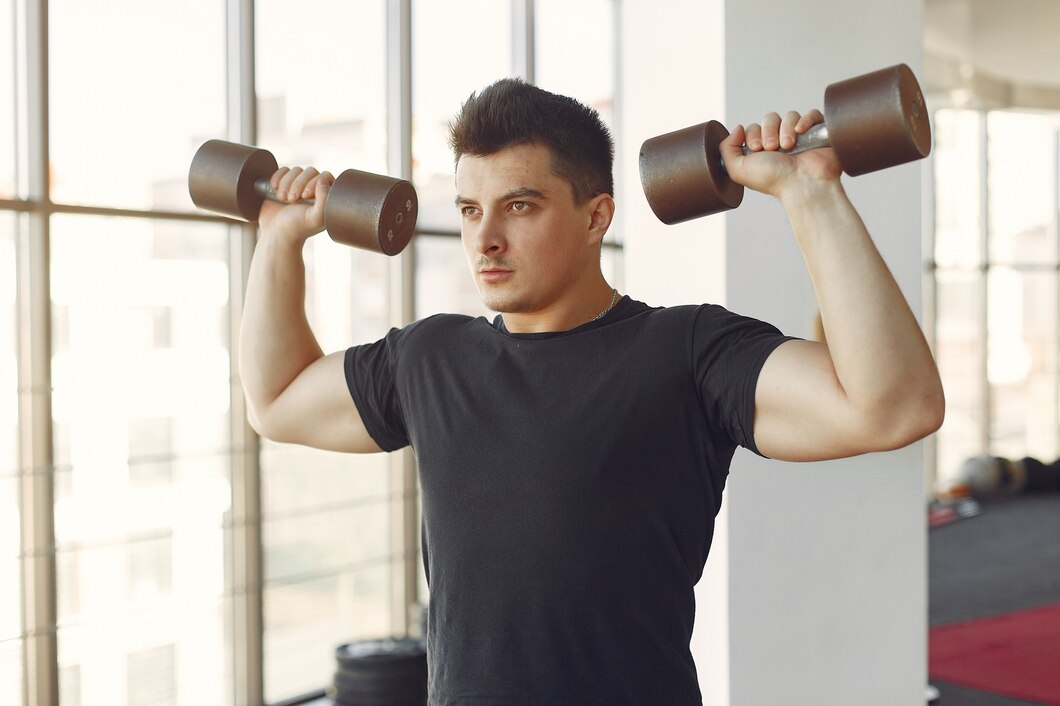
[330, 637, 428, 706]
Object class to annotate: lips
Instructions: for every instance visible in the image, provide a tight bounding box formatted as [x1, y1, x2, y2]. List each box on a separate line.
[479, 268, 513, 283]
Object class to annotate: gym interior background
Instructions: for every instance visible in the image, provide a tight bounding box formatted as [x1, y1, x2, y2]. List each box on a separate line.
[1, 0, 1057, 705]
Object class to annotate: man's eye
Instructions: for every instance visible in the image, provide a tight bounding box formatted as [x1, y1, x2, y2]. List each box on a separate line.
[511, 201, 531, 213]
[460, 206, 480, 217]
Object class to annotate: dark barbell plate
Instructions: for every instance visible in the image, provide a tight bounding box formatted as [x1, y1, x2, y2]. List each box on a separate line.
[188, 139, 278, 221]
[325, 171, 418, 256]
[824, 63, 931, 177]
[335, 637, 427, 664]
[638, 119, 744, 225]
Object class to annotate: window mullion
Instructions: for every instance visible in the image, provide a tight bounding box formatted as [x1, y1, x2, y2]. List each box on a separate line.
[15, 0, 58, 703]
[226, 0, 263, 704]
[386, 0, 418, 640]
[979, 110, 991, 456]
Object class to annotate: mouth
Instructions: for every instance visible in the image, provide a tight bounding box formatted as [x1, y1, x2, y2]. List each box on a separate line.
[478, 268, 513, 284]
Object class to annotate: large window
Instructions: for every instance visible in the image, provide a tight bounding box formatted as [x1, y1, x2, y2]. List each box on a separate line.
[930, 108, 1060, 488]
[2, 2, 623, 704]
[51, 217, 234, 705]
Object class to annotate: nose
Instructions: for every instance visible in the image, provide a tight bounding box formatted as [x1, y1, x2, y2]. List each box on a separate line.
[467, 210, 506, 256]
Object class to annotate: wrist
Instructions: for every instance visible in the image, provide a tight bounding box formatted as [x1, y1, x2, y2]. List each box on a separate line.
[257, 223, 313, 253]
[777, 175, 846, 212]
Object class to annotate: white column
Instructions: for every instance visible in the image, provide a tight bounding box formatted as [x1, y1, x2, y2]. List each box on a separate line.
[620, 1, 927, 704]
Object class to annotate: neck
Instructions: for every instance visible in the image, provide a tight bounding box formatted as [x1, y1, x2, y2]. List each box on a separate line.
[501, 280, 617, 334]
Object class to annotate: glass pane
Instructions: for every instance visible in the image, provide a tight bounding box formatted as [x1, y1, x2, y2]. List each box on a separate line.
[1, 215, 15, 475]
[988, 111, 1059, 265]
[255, 6, 399, 695]
[261, 444, 399, 700]
[0, 0, 15, 198]
[58, 598, 232, 706]
[49, 0, 226, 211]
[51, 215, 233, 705]
[263, 559, 399, 699]
[256, 164, 394, 701]
[933, 109, 982, 268]
[413, 0, 512, 232]
[0, 214, 19, 706]
[255, 0, 387, 175]
[988, 268, 1058, 461]
[537, 0, 619, 245]
[0, 473, 19, 706]
[536, 0, 615, 133]
[933, 269, 985, 489]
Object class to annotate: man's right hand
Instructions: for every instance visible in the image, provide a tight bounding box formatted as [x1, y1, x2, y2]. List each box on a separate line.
[258, 166, 334, 244]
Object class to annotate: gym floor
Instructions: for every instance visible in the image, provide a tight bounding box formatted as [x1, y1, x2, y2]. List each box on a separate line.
[929, 491, 1060, 705]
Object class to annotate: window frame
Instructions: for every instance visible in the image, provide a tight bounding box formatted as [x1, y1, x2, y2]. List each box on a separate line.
[4, 1, 624, 704]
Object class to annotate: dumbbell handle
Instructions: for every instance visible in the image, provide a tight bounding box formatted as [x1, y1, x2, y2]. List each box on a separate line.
[254, 178, 316, 206]
[738, 122, 830, 157]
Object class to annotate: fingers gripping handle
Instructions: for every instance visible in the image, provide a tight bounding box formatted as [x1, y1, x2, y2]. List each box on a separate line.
[188, 139, 418, 255]
[254, 178, 316, 206]
[739, 122, 831, 158]
[639, 63, 931, 225]
[638, 121, 834, 225]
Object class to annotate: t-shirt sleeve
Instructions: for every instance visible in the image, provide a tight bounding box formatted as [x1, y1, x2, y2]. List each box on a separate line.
[344, 330, 410, 452]
[691, 304, 795, 456]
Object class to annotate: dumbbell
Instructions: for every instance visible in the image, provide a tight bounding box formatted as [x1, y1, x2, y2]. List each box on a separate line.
[639, 63, 931, 224]
[188, 139, 417, 255]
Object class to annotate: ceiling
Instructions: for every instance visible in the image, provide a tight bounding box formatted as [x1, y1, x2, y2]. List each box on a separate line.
[924, 0, 1060, 108]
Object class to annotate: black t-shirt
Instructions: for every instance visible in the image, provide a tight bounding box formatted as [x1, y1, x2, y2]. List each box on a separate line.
[344, 296, 790, 705]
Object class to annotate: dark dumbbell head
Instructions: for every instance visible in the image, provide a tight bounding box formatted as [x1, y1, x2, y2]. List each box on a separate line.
[188, 139, 278, 221]
[639, 63, 932, 224]
[639, 120, 744, 225]
[188, 139, 417, 256]
[825, 63, 931, 177]
[326, 169, 417, 256]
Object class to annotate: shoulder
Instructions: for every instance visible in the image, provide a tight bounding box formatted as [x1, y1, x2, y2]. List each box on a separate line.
[608, 297, 699, 328]
[377, 313, 498, 371]
[387, 312, 485, 345]
[691, 303, 785, 341]
[614, 298, 772, 338]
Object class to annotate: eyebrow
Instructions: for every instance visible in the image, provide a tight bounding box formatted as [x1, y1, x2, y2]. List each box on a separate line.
[454, 187, 548, 207]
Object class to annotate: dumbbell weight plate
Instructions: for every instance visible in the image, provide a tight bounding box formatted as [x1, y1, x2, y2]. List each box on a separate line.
[639, 119, 744, 225]
[326, 169, 417, 256]
[824, 63, 931, 177]
[188, 139, 278, 221]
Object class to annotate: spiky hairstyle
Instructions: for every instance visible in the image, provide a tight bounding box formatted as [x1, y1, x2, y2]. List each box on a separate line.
[448, 78, 614, 203]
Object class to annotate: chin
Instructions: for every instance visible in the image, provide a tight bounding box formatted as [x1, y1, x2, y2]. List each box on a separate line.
[479, 291, 530, 314]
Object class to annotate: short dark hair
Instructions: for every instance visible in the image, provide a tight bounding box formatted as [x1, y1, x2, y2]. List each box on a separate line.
[448, 78, 614, 203]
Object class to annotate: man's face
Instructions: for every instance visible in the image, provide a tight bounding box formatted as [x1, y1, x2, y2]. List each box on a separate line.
[455, 143, 601, 315]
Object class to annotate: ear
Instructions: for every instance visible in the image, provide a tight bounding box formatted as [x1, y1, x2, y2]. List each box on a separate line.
[585, 194, 616, 244]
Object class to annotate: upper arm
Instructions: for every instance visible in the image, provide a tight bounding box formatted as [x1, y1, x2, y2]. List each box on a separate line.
[752, 339, 889, 462]
[250, 350, 383, 453]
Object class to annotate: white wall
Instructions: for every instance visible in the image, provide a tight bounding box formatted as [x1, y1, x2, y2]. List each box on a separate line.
[620, 1, 928, 704]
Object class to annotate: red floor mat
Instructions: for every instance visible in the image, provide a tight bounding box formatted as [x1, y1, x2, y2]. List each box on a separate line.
[930, 602, 1060, 705]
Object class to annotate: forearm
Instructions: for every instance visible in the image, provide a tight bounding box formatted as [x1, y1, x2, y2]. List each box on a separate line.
[781, 180, 943, 430]
[239, 231, 324, 424]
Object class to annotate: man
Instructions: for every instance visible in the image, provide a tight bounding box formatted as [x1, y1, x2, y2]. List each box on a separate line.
[240, 79, 944, 704]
